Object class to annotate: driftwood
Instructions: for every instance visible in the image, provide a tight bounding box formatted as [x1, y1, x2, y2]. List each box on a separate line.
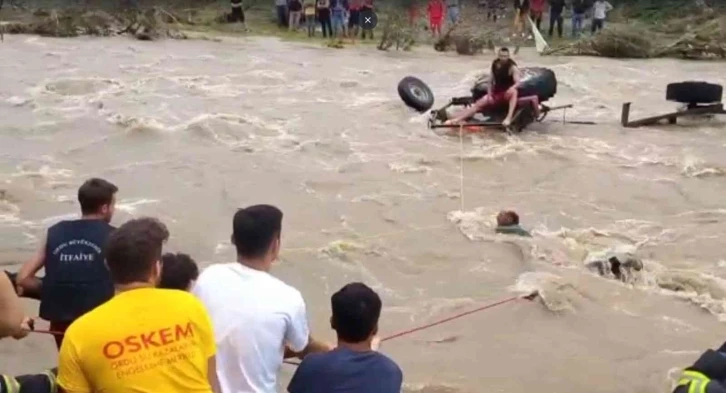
[433, 9, 506, 55]
[0, 7, 187, 40]
[377, 10, 415, 51]
[544, 16, 726, 60]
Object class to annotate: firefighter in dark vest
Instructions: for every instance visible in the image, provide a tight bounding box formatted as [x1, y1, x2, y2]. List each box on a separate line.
[17, 178, 118, 350]
[673, 344, 726, 393]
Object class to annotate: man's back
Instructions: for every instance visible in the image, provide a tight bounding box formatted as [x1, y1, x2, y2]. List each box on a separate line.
[288, 348, 402, 393]
[41, 219, 115, 323]
[57, 288, 215, 393]
[193, 263, 310, 393]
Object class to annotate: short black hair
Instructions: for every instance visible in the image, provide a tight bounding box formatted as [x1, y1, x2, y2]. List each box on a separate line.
[331, 282, 382, 343]
[105, 217, 169, 285]
[499, 47, 509, 53]
[499, 210, 519, 225]
[78, 178, 118, 215]
[232, 205, 283, 259]
[159, 253, 199, 291]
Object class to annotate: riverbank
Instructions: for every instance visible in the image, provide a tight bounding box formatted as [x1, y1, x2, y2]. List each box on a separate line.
[1, 1, 726, 58]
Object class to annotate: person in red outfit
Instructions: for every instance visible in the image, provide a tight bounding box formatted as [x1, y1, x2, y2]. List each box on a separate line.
[427, 0, 445, 38]
[529, 0, 545, 30]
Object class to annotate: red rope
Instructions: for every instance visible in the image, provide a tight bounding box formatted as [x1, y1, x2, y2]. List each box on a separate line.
[283, 292, 536, 366]
[25, 292, 536, 366]
[26, 328, 64, 336]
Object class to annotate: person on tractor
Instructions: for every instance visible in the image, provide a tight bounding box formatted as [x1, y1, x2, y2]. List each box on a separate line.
[444, 47, 540, 127]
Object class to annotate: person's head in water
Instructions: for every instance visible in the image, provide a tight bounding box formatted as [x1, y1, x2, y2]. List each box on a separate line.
[330, 282, 381, 349]
[497, 210, 519, 227]
[78, 178, 118, 223]
[232, 204, 283, 272]
[159, 253, 199, 291]
[105, 217, 169, 288]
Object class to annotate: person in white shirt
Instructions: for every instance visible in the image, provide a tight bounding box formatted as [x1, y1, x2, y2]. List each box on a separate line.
[591, 0, 613, 34]
[193, 204, 332, 393]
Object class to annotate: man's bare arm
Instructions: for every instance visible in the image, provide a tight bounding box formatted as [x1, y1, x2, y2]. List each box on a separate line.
[0, 271, 25, 339]
[17, 237, 46, 295]
[207, 356, 221, 393]
[511, 66, 521, 88]
[285, 335, 333, 360]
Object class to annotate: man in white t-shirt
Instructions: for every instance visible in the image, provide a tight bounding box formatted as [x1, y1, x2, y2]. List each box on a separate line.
[591, 0, 613, 34]
[193, 204, 332, 393]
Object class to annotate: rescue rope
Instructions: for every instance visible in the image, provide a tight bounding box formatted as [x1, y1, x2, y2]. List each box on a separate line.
[458, 124, 465, 212]
[283, 291, 538, 366]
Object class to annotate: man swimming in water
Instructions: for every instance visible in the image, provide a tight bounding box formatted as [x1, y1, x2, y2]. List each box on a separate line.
[495, 210, 531, 237]
[445, 47, 540, 127]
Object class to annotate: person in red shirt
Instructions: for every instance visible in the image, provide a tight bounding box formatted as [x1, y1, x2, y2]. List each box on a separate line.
[427, 0, 445, 38]
[529, 0, 545, 30]
[348, 0, 362, 38]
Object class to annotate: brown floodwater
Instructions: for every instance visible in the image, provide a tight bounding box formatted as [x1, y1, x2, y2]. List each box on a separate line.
[1, 34, 726, 393]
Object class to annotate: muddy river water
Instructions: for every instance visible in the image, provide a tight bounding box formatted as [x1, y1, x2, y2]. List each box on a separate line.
[1, 34, 726, 393]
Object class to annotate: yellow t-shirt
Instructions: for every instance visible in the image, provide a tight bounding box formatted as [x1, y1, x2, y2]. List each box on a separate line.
[58, 288, 216, 393]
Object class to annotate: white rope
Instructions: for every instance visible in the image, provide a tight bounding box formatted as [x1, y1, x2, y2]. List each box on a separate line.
[459, 124, 465, 212]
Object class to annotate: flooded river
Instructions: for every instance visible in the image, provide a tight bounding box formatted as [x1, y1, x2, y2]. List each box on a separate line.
[1, 34, 726, 393]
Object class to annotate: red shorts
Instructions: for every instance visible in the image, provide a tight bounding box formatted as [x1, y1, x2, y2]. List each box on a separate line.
[488, 89, 514, 105]
[429, 18, 442, 28]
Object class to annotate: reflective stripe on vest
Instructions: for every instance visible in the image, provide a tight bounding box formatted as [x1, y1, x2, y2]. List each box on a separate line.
[677, 370, 710, 393]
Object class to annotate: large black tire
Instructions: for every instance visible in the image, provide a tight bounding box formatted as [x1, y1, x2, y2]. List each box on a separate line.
[471, 67, 557, 103]
[666, 82, 723, 104]
[397, 76, 435, 112]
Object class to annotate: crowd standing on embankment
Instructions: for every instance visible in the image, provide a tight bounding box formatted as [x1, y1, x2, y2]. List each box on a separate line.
[228, 0, 615, 41]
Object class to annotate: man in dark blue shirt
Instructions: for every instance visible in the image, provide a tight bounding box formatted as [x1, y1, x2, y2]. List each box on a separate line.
[287, 282, 402, 393]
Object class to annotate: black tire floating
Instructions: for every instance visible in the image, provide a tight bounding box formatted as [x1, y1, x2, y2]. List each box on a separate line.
[666, 81, 723, 104]
[397, 76, 435, 113]
[471, 67, 558, 103]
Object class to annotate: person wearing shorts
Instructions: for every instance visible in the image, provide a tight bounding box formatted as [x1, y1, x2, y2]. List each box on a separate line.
[445, 47, 539, 127]
[427, 0, 444, 38]
[348, 0, 361, 36]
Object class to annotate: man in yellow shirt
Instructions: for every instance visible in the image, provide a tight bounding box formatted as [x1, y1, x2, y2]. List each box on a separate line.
[57, 217, 220, 393]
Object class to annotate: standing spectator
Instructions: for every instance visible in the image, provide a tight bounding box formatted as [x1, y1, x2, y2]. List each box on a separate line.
[287, 283, 403, 393]
[317, 0, 333, 37]
[486, 0, 500, 21]
[591, 0, 613, 34]
[407, 1, 418, 27]
[304, 0, 316, 36]
[513, 0, 529, 37]
[276, 0, 289, 28]
[529, 0, 544, 30]
[229, 0, 248, 29]
[289, 0, 303, 30]
[331, 0, 348, 37]
[193, 205, 332, 393]
[571, 0, 587, 37]
[427, 0, 445, 38]
[445, 0, 459, 25]
[548, 0, 564, 37]
[17, 178, 118, 350]
[348, 0, 362, 38]
[360, 0, 374, 39]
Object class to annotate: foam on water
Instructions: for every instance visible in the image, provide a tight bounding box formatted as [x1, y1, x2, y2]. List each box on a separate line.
[2, 36, 726, 391]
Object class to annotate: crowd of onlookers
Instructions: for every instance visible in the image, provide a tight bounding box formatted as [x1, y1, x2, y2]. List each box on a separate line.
[275, 0, 380, 39]
[510, 0, 614, 38]
[0, 178, 403, 393]
[226, 0, 613, 41]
